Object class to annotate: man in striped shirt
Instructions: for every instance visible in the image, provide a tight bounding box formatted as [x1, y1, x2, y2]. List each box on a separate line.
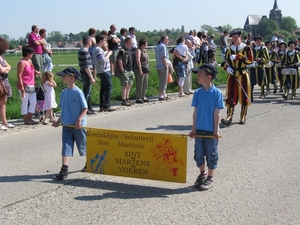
[78, 36, 97, 114]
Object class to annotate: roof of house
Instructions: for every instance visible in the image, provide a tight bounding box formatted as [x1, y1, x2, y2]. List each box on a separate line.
[244, 15, 265, 26]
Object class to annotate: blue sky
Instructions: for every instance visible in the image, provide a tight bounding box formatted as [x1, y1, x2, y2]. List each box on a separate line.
[2, 0, 299, 39]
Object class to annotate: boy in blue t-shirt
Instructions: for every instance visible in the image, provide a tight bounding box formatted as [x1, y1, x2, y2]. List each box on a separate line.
[189, 64, 224, 190]
[52, 67, 88, 180]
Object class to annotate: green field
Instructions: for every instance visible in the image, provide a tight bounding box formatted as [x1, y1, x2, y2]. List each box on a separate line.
[3, 50, 227, 119]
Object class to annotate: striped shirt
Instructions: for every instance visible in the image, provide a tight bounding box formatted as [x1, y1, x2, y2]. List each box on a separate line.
[78, 47, 93, 72]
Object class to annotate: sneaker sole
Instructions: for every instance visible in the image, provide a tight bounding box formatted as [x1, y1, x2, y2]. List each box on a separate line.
[199, 185, 213, 191]
[55, 175, 68, 180]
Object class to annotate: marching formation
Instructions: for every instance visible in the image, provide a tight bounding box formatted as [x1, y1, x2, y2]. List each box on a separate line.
[248, 35, 300, 101]
[221, 31, 300, 126]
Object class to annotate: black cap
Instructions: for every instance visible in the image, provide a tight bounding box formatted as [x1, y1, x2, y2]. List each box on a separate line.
[56, 67, 82, 81]
[288, 40, 296, 46]
[191, 64, 218, 79]
[265, 41, 271, 46]
[254, 35, 263, 41]
[229, 30, 242, 37]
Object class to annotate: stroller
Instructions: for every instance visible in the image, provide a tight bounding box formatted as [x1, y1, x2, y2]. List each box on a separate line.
[34, 76, 56, 122]
[35, 77, 46, 122]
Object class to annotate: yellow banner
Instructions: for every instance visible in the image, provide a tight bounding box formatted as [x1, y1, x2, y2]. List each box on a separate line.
[86, 128, 187, 183]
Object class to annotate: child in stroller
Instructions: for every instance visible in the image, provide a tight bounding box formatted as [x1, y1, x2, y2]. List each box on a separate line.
[35, 85, 45, 122]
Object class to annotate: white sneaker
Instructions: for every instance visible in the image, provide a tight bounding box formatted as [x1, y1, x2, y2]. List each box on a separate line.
[0, 125, 7, 130]
[3, 123, 15, 128]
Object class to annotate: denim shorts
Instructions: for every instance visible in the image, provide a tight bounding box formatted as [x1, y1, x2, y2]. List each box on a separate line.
[193, 130, 219, 169]
[62, 127, 87, 157]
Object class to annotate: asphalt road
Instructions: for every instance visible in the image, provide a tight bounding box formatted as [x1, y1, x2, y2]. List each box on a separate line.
[0, 86, 299, 225]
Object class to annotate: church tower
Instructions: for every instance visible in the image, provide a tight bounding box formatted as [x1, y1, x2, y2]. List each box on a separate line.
[269, 0, 282, 24]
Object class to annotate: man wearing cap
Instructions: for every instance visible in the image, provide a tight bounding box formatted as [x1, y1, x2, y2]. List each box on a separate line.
[52, 67, 88, 180]
[221, 30, 253, 125]
[189, 64, 224, 190]
[277, 42, 287, 92]
[252, 35, 270, 98]
[282, 41, 300, 100]
[265, 41, 279, 94]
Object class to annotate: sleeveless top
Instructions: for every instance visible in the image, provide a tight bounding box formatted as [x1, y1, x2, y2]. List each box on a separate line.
[135, 48, 149, 70]
[18, 59, 35, 89]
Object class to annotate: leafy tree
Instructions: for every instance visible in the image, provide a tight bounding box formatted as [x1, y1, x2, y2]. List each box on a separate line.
[217, 26, 223, 32]
[201, 25, 212, 32]
[257, 18, 279, 38]
[47, 31, 64, 43]
[279, 16, 297, 34]
[222, 24, 233, 32]
[7, 38, 20, 49]
[181, 25, 185, 34]
[19, 37, 28, 46]
[0, 34, 9, 40]
[67, 33, 76, 43]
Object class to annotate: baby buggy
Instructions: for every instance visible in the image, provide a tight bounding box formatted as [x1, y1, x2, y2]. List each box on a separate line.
[35, 85, 45, 122]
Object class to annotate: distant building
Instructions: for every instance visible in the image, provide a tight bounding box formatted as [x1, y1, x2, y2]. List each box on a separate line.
[243, 0, 282, 36]
[269, 0, 282, 24]
[244, 15, 267, 37]
[293, 28, 300, 36]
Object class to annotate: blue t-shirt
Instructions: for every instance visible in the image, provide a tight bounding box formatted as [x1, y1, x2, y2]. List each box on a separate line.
[59, 86, 88, 126]
[191, 84, 224, 132]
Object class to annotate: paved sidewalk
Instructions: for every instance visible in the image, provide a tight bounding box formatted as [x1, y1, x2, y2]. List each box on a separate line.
[1, 85, 299, 225]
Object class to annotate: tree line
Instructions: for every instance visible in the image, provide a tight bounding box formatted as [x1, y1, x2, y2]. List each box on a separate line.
[0, 16, 298, 50]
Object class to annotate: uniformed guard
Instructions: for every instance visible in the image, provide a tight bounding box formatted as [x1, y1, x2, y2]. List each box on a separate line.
[221, 30, 253, 125]
[282, 41, 300, 100]
[265, 41, 279, 94]
[276, 42, 287, 92]
[252, 35, 270, 98]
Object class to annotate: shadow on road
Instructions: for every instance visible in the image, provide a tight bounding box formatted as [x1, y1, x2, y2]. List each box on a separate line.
[0, 172, 197, 201]
[68, 179, 196, 201]
[0, 170, 81, 183]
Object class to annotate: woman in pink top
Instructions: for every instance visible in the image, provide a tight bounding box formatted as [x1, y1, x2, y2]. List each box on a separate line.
[17, 45, 41, 125]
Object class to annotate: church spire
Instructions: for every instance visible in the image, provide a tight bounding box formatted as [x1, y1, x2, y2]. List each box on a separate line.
[273, 0, 278, 10]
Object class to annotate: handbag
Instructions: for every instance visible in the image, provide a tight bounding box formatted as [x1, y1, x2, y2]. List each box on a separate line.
[142, 66, 150, 74]
[0, 79, 8, 100]
[24, 84, 36, 93]
[167, 73, 173, 84]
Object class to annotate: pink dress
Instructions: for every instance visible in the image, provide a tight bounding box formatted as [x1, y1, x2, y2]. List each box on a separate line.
[43, 81, 57, 110]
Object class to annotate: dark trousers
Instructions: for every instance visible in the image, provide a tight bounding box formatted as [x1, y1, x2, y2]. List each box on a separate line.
[98, 71, 112, 109]
[81, 70, 93, 111]
[202, 50, 208, 64]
